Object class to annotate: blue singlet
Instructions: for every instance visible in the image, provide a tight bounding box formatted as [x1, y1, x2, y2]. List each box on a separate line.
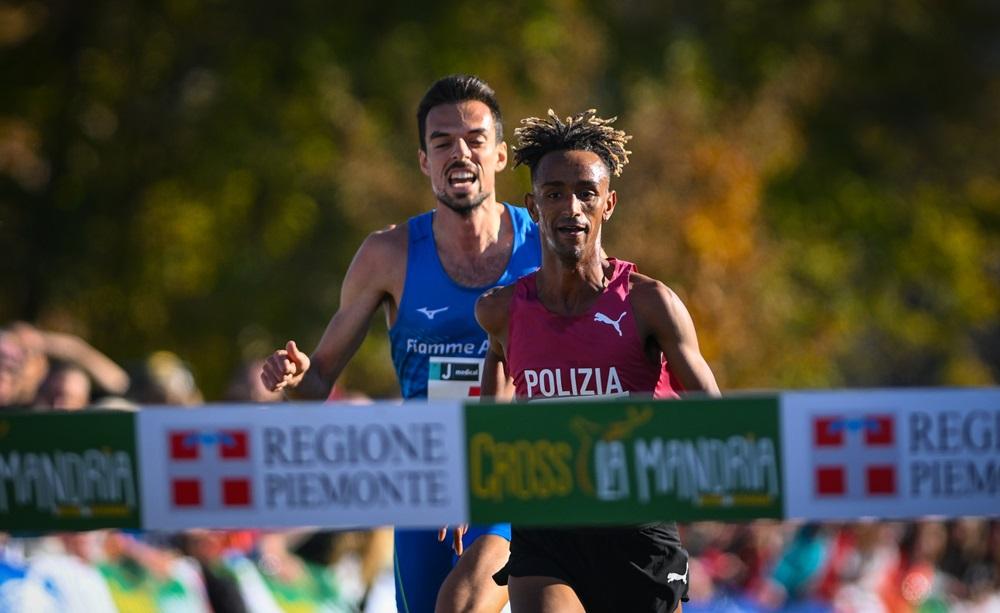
[388, 203, 539, 613]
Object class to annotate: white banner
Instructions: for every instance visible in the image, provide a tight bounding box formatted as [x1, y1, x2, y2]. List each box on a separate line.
[136, 402, 467, 530]
[781, 389, 1000, 520]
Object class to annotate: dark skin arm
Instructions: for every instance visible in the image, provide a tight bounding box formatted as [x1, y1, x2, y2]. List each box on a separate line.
[475, 285, 516, 400]
[438, 286, 514, 555]
[435, 286, 516, 556]
[480, 338, 514, 402]
[629, 272, 721, 395]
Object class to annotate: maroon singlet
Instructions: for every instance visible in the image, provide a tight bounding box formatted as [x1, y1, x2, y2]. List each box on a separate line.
[507, 258, 682, 401]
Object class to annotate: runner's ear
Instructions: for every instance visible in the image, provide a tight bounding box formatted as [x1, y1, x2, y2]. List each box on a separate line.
[418, 148, 430, 176]
[495, 141, 508, 172]
[603, 190, 617, 222]
[525, 192, 539, 222]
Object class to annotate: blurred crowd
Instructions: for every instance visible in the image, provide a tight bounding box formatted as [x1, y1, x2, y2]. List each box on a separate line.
[0, 322, 394, 612]
[681, 520, 1000, 613]
[1, 322, 999, 612]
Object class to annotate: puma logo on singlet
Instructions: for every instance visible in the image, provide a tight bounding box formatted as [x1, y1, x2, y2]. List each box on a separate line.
[594, 311, 626, 336]
[667, 562, 688, 584]
[417, 306, 449, 320]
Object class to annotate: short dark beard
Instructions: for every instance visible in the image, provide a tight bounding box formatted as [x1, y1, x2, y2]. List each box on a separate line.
[546, 234, 586, 265]
[435, 190, 490, 216]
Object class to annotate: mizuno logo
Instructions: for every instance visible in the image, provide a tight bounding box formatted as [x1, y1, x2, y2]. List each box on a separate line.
[594, 311, 626, 336]
[667, 562, 688, 584]
[417, 306, 449, 320]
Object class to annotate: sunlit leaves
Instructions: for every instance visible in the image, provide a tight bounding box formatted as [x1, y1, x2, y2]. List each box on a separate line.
[1, 0, 997, 398]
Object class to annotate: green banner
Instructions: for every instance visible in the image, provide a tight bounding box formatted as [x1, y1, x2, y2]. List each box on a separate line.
[0, 410, 141, 531]
[466, 396, 783, 525]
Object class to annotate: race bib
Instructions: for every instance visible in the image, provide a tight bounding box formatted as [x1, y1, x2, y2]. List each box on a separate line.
[427, 357, 483, 399]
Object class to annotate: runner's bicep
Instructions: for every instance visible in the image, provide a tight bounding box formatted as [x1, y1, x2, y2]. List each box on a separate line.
[311, 238, 395, 382]
[340, 235, 397, 314]
[647, 287, 720, 395]
[481, 336, 512, 400]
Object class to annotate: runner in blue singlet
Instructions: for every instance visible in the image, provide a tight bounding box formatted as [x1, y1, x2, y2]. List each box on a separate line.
[389, 202, 537, 612]
[389, 204, 539, 400]
[262, 75, 540, 613]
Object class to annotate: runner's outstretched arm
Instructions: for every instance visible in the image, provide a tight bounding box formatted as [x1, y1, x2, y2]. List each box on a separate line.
[261, 227, 404, 399]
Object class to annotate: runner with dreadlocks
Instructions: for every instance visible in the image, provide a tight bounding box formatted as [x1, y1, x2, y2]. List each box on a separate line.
[476, 109, 720, 612]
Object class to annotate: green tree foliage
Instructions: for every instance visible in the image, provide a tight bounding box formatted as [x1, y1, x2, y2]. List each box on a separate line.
[1, 0, 997, 397]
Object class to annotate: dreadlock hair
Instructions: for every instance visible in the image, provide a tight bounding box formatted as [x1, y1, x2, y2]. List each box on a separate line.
[513, 109, 632, 178]
[416, 74, 503, 151]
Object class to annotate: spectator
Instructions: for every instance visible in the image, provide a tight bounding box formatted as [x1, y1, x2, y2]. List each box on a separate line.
[0, 532, 61, 612]
[0, 322, 130, 407]
[294, 528, 394, 611]
[0, 331, 26, 407]
[880, 521, 950, 611]
[98, 531, 210, 612]
[127, 350, 203, 405]
[824, 522, 900, 611]
[38, 327, 129, 396]
[175, 530, 250, 613]
[34, 362, 91, 410]
[25, 532, 119, 613]
[940, 519, 994, 601]
[11, 322, 129, 397]
[6, 323, 48, 404]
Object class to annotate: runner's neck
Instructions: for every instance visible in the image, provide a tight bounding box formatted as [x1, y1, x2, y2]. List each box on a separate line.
[433, 200, 506, 256]
[535, 255, 612, 317]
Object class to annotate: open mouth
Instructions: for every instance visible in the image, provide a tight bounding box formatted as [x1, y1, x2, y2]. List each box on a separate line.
[557, 223, 587, 237]
[447, 167, 478, 188]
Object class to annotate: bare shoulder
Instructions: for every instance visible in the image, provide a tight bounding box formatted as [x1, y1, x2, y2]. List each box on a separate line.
[628, 271, 690, 327]
[475, 284, 516, 335]
[629, 271, 680, 306]
[478, 283, 516, 308]
[345, 223, 407, 285]
[358, 223, 406, 260]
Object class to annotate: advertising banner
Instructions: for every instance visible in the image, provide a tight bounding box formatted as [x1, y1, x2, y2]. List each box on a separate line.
[136, 402, 468, 530]
[0, 410, 140, 531]
[782, 389, 1000, 520]
[4, 389, 997, 532]
[466, 396, 783, 525]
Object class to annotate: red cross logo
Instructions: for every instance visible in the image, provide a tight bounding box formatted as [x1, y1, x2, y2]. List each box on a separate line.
[168, 430, 253, 509]
[812, 414, 897, 498]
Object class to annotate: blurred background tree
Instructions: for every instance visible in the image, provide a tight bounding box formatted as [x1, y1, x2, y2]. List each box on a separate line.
[1, 0, 997, 398]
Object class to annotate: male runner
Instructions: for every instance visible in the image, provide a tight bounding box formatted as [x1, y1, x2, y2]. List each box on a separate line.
[261, 75, 540, 613]
[476, 109, 720, 612]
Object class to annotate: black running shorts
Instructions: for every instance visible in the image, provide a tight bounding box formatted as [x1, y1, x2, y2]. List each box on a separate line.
[495, 523, 689, 613]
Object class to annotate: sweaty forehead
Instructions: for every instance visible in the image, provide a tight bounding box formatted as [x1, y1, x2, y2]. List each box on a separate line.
[534, 149, 609, 185]
[425, 100, 495, 138]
